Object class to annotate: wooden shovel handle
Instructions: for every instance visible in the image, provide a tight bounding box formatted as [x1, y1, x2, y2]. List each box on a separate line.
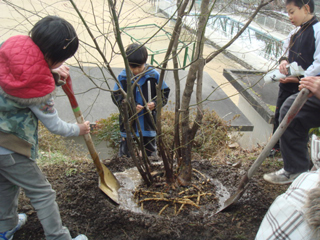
[247, 88, 310, 179]
[61, 77, 105, 178]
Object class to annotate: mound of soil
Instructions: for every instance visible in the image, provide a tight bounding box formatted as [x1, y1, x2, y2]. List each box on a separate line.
[14, 153, 287, 240]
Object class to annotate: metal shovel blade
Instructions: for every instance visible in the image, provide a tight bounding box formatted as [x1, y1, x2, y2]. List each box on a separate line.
[216, 88, 310, 213]
[98, 163, 121, 203]
[216, 176, 249, 213]
[82, 133, 120, 204]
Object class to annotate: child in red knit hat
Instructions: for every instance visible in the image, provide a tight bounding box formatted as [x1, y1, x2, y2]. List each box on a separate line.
[0, 16, 89, 240]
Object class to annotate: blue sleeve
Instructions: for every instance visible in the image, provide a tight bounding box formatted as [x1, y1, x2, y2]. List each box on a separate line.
[161, 80, 169, 90]
[114, 72, 125, 91]
[154, 71, 169, 90]
[113, 78, 120, 91]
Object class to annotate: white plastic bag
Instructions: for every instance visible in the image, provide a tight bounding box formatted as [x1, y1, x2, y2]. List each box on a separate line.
[264, 62, 305, 84]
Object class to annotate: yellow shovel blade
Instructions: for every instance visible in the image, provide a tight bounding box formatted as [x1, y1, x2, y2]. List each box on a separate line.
[98, 163, 121, 204]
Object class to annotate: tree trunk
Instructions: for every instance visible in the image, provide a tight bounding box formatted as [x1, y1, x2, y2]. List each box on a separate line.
[156, 0, 190, 184]
[177, 0, 212, 186]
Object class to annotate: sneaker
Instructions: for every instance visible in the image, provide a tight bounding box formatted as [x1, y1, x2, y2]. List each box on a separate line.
[0, 213, 27, 240]
[268, 148, 280, 157]
[73, 234, 88, 240]
[263, 168, 301, 184]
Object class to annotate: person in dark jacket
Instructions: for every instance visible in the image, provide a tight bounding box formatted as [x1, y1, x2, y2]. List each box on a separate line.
[269, 0, 320, 157]
[112, 43, 170, 157]
[257, 76, 320, 238]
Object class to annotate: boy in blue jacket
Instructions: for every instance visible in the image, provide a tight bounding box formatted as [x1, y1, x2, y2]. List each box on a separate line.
[112, 43, 170, 157]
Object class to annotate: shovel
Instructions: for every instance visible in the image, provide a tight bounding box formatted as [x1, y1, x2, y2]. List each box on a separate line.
[62, 76, 120, 204]
[217, 88, 310, 213]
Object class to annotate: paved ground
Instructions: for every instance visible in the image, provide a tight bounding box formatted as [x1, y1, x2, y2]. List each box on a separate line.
[55, 66, 253, 131]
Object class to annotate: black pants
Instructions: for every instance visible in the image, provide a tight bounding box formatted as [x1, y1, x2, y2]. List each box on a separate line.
[272, 88, 297, 150]
[279, 93, 320, 173]
[119, 137, 157, 157]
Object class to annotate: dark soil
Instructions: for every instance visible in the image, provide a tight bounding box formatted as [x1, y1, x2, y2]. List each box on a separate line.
[14, 151, 287, 240]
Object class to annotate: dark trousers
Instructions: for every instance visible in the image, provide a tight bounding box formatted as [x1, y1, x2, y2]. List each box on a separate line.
[279, 93, 320, 173]
[273, 88, 297, 150]
[119, 137, 157, 157]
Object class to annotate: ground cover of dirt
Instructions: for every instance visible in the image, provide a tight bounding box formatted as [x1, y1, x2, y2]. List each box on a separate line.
[14, 151, 287, 240]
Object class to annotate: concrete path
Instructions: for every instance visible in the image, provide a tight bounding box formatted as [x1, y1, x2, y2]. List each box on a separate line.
[55, 66, 253, 131]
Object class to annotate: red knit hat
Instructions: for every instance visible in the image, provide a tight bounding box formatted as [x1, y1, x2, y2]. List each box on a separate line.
[0, 35, 55, 99]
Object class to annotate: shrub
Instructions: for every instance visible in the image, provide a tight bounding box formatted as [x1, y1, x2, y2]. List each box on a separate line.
[92, 113, 121, 152]
[161, 109, 235, 159]
[310, 127, 320, 137]
[192, 109, 231, 158]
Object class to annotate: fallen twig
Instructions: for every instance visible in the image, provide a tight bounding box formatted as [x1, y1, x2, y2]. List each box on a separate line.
[183, 192, 213, 199]
[176, 203, 185, 215]
[197, 191, 200, 205]
[159, 204, 169, 215]
[192, 168, 207, 182]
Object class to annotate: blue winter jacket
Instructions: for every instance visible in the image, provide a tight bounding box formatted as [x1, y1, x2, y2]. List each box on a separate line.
[112, 66, 170, 137]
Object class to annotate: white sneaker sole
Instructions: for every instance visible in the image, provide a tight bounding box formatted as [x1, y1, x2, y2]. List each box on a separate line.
[263, 175, 295, 185]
